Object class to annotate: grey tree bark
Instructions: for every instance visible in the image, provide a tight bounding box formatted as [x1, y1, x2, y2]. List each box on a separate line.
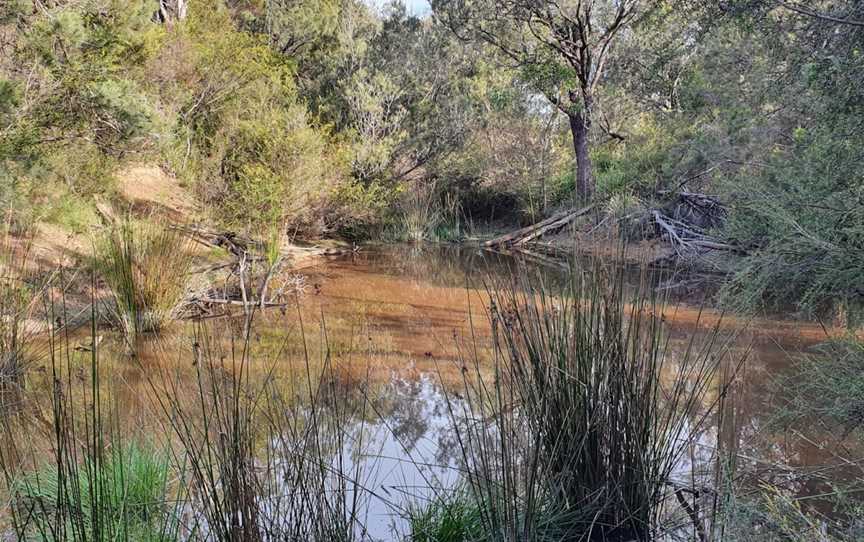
[157, 0, 187, 23]
[569, 110, 593, 202]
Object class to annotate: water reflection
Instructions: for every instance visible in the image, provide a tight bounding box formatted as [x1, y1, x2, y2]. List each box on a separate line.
[5, 244, 860, 539]
[338, 375, 462, 540]
[297, 245, 862, 529]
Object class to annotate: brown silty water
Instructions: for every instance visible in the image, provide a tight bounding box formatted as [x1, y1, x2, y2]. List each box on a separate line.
[1, 244, 859, 539]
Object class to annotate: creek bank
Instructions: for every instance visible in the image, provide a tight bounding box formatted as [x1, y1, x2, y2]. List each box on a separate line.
[476, 191, 742, 272]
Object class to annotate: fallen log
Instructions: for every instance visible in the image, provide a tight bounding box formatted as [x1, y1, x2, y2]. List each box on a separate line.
[192, 297, 289, 307]
[171, 224, 261, 256]
[484, 205, 594, 247]
[514, 205, 596, 246]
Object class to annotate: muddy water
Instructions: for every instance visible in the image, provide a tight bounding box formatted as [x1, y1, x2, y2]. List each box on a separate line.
[4, 244, 860, 540]
[294, 245, 860, 538]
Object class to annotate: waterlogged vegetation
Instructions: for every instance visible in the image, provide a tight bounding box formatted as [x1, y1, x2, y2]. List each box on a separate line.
[97, 220, 196, 353]
[1, 0, 864, 540]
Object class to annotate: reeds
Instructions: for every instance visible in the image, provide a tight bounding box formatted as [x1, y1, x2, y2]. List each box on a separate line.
[396, 182, 464, 242]
[96, 220, 194, 353]
[2, 242, 749, 542]
[440, 262, 730, 541]
[145, 309, 375, 541]
[0, 220, 49, 400]
[1, 280, 183, 542]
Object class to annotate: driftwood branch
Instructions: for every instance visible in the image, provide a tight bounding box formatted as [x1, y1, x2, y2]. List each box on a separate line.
[171, 225, 261, 256]
[190, 297, 289, 308]
[484, 205, 594, 247]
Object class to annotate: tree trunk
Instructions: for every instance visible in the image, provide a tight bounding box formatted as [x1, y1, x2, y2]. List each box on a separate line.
[157, 0, 187, 23]
[569, 111, 593, 202]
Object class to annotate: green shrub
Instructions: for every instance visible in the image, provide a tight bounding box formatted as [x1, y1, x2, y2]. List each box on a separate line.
[717, 484, 864, 542]
[215, 107, 337, 232]
[718, 128, 864, 317]
[771, 340, 864, 436]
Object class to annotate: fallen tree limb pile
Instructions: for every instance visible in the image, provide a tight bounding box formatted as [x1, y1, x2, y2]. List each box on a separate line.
[170, 226, 306, 319]
[651, 209, 743, 256]
[484, 204, 594, 247]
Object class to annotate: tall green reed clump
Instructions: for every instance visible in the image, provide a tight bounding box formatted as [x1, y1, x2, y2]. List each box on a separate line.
[1, 284, 181, 542]
[97, 220, 194, 353]
[445, 264, 730, 541]
[148, 313, 374, 541]
[395, 181, 464, 242]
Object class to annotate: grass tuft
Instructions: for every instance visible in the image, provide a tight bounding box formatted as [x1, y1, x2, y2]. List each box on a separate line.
[96, 219, 194, 353]
[408, 492, 484, 542]
[444, 262, 731, 540]
[16, 441, 175, 541]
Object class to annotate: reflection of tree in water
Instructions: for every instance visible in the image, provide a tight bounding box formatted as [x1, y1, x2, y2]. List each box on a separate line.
[380, 376, 429, 453]
[372, 374, 464, 471]
[341, 244, 538, 290]
[339, 245, 717, 306]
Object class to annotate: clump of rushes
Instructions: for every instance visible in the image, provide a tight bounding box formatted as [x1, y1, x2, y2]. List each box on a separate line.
[408, 492, 484, 542]
[444, 263, 732, 541]
[16, 441, 177, 541]
[148, 317, 373, 541]
[2, 284, 183, 542]
[97, 219, 194, 353]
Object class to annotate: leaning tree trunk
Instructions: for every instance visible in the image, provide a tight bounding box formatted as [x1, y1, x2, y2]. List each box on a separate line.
[568, 110, 594, 202]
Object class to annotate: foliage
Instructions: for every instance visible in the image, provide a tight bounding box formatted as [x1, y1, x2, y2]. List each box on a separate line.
[16, 442, 175, 542]
[2, 0, 863, 313]
[0, 0, 159, 228]
[717, 484, 864, 542]
[447, 263, 727, 540]
[408, 493, 484, 542]
[96, 220, 194, 352]
[771, 340, 864, 437]
[718, 126, 864, 316]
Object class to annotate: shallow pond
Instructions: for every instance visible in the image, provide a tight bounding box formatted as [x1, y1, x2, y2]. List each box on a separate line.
[3, 244, 859, 540]
[291, 245, 859, 538]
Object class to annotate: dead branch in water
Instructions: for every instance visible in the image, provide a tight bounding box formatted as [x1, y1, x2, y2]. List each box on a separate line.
[189, 297, 289, 307]
[170, 224, 261, 256]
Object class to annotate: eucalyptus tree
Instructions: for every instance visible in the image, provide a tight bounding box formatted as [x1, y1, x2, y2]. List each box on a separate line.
[432, 0, 660, 201]
[155, 0, 188, 23]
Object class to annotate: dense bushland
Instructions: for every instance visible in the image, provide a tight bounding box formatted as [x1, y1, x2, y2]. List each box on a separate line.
[2, 1, 862, 313]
